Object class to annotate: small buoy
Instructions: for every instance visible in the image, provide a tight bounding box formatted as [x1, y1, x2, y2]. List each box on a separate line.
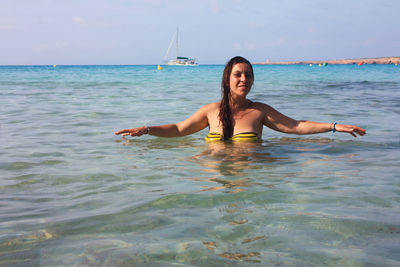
[318, 64, 322, 67]
[53, 65, 56, 68]
[395, 64, 398, 66]
[157, 65, 162, 70]
[323, 62, 328, 66]
[309, 64, 313, 67]
[358, 62, 364, 66]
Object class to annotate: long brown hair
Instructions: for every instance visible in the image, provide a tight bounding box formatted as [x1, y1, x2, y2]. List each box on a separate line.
[218, 56, 254, 139]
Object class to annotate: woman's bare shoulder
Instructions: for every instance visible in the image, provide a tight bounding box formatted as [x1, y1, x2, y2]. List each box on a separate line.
[252, 101, 274, 111]
[201, 102, 220, 111]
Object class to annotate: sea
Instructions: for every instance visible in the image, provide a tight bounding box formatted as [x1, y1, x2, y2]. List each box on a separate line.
[0, 64, 399, 266]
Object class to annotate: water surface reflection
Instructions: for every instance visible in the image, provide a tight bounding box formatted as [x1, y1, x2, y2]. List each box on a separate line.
[190, 141, 289, 193]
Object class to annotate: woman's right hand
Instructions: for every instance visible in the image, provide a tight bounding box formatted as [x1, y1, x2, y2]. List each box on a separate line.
[114, 126, 148, 137]
[334, 124, 366, 137]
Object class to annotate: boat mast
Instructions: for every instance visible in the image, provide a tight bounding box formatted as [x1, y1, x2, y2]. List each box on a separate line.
[176, 27, 179, 59]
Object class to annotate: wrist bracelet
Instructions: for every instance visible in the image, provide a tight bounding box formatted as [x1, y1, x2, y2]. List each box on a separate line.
[144, 126, 150, 135]
[332, 122, 337, 133]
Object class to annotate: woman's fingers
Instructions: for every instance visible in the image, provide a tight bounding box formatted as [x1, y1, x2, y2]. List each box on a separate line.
[115, 128, 145, 137]
[337, 124, 366, 137]
[352, 126, 366, 136]
[115, 129, 129, 135]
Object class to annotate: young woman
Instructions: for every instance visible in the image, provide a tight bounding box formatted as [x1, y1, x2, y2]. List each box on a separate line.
[115, 56, 366, 140]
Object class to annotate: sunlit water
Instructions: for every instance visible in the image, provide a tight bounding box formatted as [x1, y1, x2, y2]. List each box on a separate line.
[1, 64, 399, 266]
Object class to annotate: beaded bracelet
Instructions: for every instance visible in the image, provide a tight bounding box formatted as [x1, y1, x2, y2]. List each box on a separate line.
[332, 122, 337, 133]
[144, 126, 150, 135]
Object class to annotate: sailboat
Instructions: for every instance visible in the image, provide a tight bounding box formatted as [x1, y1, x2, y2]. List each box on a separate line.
[164, 28, 198, 66]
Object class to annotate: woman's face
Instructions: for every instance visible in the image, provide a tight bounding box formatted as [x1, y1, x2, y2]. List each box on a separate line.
[229, 63, 253, 98]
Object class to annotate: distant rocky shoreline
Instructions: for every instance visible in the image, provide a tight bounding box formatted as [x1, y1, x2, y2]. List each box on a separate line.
[253, 56, 400, 65]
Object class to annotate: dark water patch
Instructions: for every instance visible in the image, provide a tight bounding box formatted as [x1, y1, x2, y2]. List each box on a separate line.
[41, 159, 65, 166]
[360, 196, 393, 208]
[0, 178, 42, 190]
[5, 174, 36, 181]
[147, 192, 249, 210]
[47, 173, 125, 187]
[0, 161, 64, 170]
[48, 211, 176, 237]
[48, 175, 87, 186]
[29, 152, 65, 158]
[0, 247, 41, 266]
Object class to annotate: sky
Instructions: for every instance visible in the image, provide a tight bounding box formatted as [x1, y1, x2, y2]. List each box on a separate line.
[1, 0, 399, 65]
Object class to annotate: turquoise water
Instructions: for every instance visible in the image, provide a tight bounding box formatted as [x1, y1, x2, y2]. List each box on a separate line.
[1, 64, 399, 266]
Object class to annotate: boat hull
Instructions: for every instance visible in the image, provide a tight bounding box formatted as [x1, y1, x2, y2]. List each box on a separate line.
[167, 59, 198, 66]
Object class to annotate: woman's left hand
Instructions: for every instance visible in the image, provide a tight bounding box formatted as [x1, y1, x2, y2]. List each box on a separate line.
[335, 124, 366, 137]
[114, 126, 148, 137]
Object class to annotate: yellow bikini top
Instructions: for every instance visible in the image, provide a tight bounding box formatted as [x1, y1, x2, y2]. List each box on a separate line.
[205, 132, 259, 142]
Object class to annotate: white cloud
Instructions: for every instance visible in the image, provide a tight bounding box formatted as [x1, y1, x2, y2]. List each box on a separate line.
[245, 41, 256, 51]
[264, 39, 288, 48]
[147, 0, 163, 6]
[232, 41, 256, 51]
[209, 0, 220, 14]
[233, 42, 242, 50]
[0, 23, 17, 31]
[72, 17, 87, 27]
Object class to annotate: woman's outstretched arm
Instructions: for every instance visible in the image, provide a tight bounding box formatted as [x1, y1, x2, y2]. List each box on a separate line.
[261, 104, 366, 137]
[114, 104, 211, 138]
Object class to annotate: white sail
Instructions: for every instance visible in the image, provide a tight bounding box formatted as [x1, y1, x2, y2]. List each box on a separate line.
[164, 28, 198, 66]
[163, 30, 177, 62]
